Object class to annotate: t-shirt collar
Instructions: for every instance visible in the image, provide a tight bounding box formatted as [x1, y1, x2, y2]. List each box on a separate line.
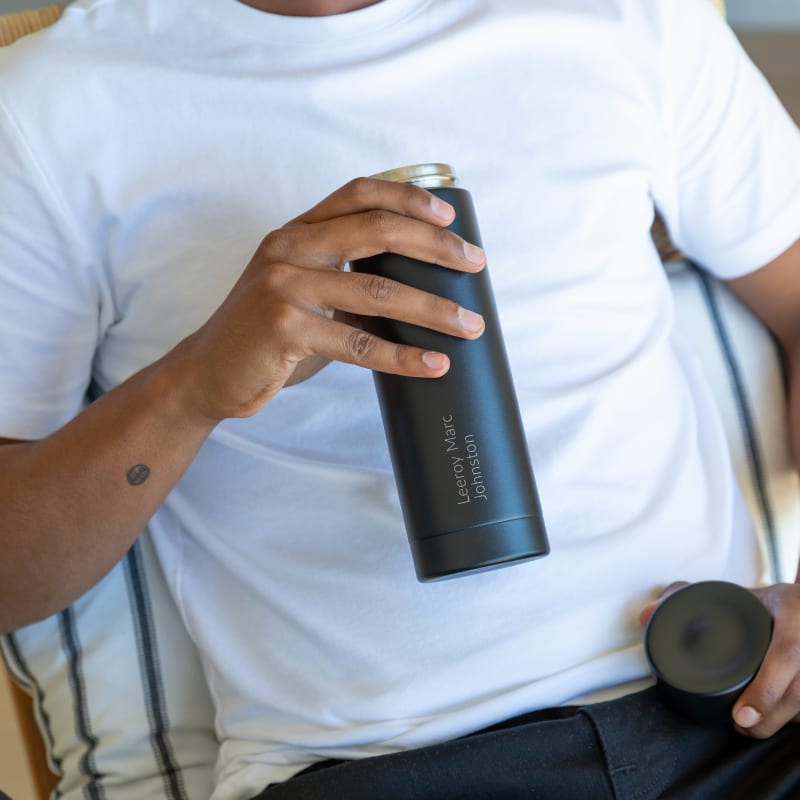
[197, 0, 433, 44]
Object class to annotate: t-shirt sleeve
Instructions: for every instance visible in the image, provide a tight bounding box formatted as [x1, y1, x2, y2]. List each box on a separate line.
[657, 0, 800, 279]
[0, 99, 102, 440]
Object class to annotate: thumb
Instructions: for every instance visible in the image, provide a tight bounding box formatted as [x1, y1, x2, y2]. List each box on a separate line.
[639, 581, 690, 627]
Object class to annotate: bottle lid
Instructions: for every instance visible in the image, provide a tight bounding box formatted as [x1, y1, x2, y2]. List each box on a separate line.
[370, 163, 457, 189]
[644, 581, 772, 725]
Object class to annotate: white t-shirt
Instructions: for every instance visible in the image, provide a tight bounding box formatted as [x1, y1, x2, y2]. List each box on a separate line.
[1, 0, 800, 797]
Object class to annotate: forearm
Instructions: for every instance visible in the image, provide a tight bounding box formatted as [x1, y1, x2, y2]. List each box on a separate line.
[0, 353, 215, 633]
[0, 177, 484, 632]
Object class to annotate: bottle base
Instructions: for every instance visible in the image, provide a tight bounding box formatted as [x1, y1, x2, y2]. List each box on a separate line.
[411, 516, 549, 582]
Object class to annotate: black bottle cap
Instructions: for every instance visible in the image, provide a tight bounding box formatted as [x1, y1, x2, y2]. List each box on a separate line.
[644, 581, 772, 725]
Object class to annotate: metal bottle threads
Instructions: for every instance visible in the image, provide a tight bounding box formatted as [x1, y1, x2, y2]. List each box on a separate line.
[353, 163, 549, 581]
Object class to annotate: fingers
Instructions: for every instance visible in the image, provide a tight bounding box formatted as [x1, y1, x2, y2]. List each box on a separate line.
[261, 210, 485, 274]
[638, 581, 690, 626]
[260, 261, 485, 377]
[293, 176, 455, 228]
[733, 584, 800, 738]
[186, 177, 486, 421]
[293, 268, 485, 339]
[275, 176, 485, 273]
[638, 582, 800, 739]
[297, 313, 451, 378]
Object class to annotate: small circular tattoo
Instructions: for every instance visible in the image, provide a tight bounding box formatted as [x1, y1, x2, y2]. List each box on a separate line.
[127, 463, 151, 486]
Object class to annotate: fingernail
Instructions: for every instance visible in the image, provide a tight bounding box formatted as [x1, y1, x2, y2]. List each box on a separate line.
[430, 195, 454, 221]
[735, 706, 762, 728]
[422, 351, 448, 371]
[463, 242, 485, 266]
[458, 307, 484, 333]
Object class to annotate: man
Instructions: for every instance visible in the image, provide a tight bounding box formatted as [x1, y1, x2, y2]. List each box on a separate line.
[1, 0, 800, 797]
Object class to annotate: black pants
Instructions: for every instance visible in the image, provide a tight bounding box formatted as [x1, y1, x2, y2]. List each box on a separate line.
[252, 688, 800, 800]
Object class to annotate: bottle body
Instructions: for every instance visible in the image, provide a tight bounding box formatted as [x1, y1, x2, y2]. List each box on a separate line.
[353, 165, 549, 580]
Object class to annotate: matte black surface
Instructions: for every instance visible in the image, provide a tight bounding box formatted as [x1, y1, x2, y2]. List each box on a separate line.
[411, 516, 550, 580]
[644, 581, 773, 725]
[352, 185, 549, 580]
[255, 687, 800, 800]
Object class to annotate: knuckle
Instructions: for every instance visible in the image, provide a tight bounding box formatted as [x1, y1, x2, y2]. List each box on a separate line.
[364, 209, 397, 238]
[403, 181, 423, 201]
[362, 274, 396, 303]
[424, 293, 447, 317]
[400, 181, 425, 210]
[785, 679, 800, 707]
[344, 176, 373, 203]
[392, 342, 407, 368]
[261, 261, 296, 294]
[755, 683, 781, 708]
[258, 229, 292, 261]
[345, 329, 377, 361]
[773, 584, 800, 614]
[430, 225, 457, 262]
[778, 640, 800, 668]
[269, 300, 304, 337]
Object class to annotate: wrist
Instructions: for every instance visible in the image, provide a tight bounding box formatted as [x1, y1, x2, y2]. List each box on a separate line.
[146, 342, 224, 433]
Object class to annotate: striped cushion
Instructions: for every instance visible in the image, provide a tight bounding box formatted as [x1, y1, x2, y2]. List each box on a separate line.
[1, 533, 217, 800]
[667, 261, 800, 584]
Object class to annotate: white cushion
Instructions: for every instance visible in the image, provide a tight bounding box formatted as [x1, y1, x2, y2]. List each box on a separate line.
[667, 260, 800, 584]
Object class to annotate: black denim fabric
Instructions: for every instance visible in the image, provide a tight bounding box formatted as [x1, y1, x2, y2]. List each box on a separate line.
[252, 688, 800, 800]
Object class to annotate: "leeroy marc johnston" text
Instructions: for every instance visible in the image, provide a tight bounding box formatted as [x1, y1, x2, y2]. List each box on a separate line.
[442, 414, 488, 504]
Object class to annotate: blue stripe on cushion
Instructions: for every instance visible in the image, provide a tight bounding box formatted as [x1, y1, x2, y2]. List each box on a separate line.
[58, 607, 104, 800]
[1, 633, 64, 797]
[693, 263, 781, 580]
[124, 543, 188, 800]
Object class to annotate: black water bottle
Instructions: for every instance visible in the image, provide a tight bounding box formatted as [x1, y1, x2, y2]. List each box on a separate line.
[352, 163, 549, 581]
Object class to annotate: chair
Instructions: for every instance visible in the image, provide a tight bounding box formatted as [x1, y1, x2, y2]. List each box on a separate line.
[5, 673, 57, 799]
[0, 3, 65, 47]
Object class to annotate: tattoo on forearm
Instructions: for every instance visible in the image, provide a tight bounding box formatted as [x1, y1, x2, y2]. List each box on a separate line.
[127, 463, 151, 486]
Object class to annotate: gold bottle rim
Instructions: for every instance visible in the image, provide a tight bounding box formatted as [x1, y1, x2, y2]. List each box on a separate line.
[370, 163, 457, 189]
